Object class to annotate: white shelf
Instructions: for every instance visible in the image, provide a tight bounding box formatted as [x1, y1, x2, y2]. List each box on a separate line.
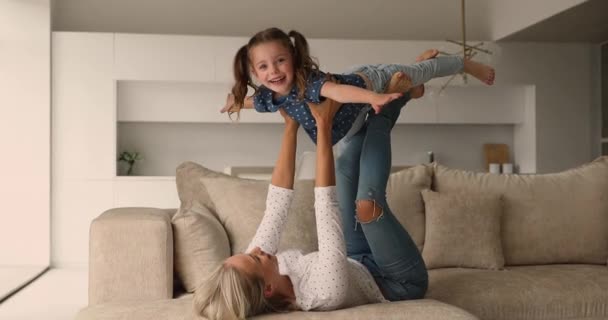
[117, 80, 283, 123]
[117, 79, 526, 125]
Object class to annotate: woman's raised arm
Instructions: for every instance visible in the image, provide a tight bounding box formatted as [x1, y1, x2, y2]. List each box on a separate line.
[270, 109, 299, 189]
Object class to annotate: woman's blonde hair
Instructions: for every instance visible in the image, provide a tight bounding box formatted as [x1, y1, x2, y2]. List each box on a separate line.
[193, 263, 295, 320]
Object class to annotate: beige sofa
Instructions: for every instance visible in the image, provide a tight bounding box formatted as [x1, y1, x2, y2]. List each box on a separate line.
[76, 157, 608, 320]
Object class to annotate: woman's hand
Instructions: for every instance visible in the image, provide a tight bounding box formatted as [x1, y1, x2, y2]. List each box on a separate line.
[370, 92, 403, 114]
[279, 109, 299, 130]
[307, 98, 341, 126]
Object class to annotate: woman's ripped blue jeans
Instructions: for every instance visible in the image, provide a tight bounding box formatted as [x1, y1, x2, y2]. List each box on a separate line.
[336, 94, 428, 301]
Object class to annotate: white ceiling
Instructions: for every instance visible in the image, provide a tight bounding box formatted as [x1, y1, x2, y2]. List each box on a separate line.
[51, 0, 607, 42]
[51, 0, 493, 40]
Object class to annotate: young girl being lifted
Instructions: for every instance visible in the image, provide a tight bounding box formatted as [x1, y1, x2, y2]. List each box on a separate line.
[197, 27, 497, 319]
[221, 27, 495, 145]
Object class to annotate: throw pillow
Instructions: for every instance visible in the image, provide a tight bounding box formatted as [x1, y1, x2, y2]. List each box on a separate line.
[386, 165, 433, 251]
[201, 177, 317, 255]
[421, 189, 505, 270]
[172, 203, 230, 292]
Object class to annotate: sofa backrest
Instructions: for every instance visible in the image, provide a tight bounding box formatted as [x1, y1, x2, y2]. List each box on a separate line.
[176, 161, 432, 255]
[176, 161, 318, 255]
[432, 156, 608, 266]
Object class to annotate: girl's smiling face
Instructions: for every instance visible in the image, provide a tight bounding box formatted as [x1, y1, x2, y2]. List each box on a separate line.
[249, 41, 295, 96]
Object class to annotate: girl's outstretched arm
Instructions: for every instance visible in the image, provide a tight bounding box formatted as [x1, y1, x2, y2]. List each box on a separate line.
[220, 94, 254, 113]
[320, 81, 401, 115]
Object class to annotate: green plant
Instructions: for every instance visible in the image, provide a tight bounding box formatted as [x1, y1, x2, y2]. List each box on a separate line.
[117, 151, 143, 175]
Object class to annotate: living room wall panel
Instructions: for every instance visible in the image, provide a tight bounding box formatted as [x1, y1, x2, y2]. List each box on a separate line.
[117, 81, 283, 123]
[436, 85, 525, 124]
[52, 32, 115, 180]
[210, 37, 248, 83]
[113, 178, 179, 208]
[52, 32, 116, 267]
[115, 34, 215, 82]
[52, 180, 113, 268]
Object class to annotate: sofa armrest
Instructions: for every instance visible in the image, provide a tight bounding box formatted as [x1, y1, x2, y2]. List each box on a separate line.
[89, 207, 176, 305]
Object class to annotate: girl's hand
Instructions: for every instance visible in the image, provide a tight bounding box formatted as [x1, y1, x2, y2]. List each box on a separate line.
[370, 92, 403, 114]
[279, 109, 299, 129]
[220, 93, 236, 113]
[307, 98, 341, 125]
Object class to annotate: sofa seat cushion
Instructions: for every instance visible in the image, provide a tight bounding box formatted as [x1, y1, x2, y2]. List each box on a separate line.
[427, 264, 608, 320]
[76, 297, 478, 320]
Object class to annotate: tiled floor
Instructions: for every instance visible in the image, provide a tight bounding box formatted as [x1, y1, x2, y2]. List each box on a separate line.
[0, 268, 87, 320]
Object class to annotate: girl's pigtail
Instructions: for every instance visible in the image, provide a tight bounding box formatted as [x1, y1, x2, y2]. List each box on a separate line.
[288, 30, 319, 99]
[231, 45, 253, 120]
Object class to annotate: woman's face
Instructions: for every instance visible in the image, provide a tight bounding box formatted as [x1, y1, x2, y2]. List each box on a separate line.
[225, 247, 280, 285]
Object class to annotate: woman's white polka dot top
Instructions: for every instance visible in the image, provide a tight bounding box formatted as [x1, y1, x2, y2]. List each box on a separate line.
[246, 184, 387, 311]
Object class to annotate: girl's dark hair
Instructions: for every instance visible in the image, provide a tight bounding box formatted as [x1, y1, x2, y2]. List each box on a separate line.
[230, 27, 319, 118]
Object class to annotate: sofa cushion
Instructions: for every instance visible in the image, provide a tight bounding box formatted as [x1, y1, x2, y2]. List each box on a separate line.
[421, 190, 504, 270]
[432, 156, 608, 266]
[386, 165, 433, 251]
[171, 203, 230, 293]
[201, 176, 317, 255]
[427, 264, 608, 320]
[175, 161, 316, 291]
[176, 161, 226, 212]
[75, 296, 479, 320]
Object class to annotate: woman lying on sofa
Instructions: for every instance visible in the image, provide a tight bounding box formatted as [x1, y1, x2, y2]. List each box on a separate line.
[193, 95, 428, 319]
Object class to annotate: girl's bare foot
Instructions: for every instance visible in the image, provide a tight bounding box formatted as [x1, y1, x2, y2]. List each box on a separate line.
[410, 85, 425, 99]
[463, 60, 495, 85]
[415, 49, 439, 62]
[386, 72, 412, 94]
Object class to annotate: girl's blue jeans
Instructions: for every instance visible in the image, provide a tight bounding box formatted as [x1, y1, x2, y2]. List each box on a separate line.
[335, 94, 428, 301]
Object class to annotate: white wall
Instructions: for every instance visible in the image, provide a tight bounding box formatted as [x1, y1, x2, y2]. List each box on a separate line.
[52, 33, 594, 267]
[0, 0, 50, 266]
[493, 42, 592, 173]
[52, 32, 115, 268]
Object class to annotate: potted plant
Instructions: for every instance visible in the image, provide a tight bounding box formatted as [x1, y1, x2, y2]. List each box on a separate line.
[117, 151, 143, 176]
